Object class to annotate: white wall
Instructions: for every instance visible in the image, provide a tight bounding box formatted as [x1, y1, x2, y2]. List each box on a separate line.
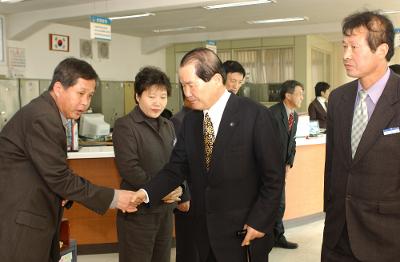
[3, 23, 165, 80]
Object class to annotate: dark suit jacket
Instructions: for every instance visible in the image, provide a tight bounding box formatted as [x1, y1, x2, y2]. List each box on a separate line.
[323, 71, 400, 261]
[0, 91, 114, 262]
[170, 106, 192, 204]
[308, 98, 327, 129]
[269, 102, 298, 166]
[145, 94, 284, 262]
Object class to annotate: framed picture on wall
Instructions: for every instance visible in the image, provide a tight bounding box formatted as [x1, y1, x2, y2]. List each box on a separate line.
[49, 34, 69, 52]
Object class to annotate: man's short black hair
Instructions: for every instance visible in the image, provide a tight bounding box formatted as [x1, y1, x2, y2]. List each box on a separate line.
[314, 82, 330, 97]
[134, 66, 172, 102]
[49, 57, 99, 91]
[342, 10, 394, 61]
[222, 60, 246, 78]
[279, 80, 304, 101]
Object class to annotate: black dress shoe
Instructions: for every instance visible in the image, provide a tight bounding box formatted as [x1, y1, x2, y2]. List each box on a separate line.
[274, 235, 298, 249]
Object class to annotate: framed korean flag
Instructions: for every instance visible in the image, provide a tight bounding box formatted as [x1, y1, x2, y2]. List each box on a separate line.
[49, 34, 69, 52]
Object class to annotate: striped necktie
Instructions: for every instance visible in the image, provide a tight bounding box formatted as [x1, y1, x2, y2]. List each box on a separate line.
[351, 90, 368, 158]
[288, 113, 294, 131]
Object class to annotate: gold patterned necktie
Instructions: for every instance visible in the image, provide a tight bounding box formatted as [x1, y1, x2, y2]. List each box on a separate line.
[203, 112, 215, 171]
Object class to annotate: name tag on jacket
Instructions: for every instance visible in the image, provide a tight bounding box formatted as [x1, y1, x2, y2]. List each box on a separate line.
[383, 127, 400, 136]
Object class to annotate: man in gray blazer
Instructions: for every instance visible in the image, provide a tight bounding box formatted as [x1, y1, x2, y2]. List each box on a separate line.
[0, 58, 136, 262]
[132, 47, 284, 262]
[322, 11, 400, 262]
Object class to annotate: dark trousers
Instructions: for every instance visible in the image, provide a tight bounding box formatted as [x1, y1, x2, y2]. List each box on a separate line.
[117, 210, 173, 262]
[175, 212, 199, 262]
[273, 187, 285, 241]
[321, 224, 360, 262]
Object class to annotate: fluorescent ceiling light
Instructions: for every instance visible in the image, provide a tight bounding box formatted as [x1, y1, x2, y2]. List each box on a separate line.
[381, 10, 400, 15]
[0, 0, 25, 3]
[203, 0, 275, 10]
[247, 16, 308, 24]
[109, 13, 155, 21]
[153, 26, 206, 33]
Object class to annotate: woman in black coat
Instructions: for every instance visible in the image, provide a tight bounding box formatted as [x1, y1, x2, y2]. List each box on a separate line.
[113, 66, 182, 262]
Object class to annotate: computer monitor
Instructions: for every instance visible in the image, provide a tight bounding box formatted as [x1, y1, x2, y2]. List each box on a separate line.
[309, 120, 320, 137]
[79, 113, 110, 139]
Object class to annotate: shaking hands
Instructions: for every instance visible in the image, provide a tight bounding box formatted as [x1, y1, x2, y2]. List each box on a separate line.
[115, 187, 182, 213]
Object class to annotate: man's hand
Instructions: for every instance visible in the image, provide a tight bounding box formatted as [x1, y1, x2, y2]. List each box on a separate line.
[177, 201, 190, 212]
[241, 224, 265, 246]
[162, 186, 183, 203]
[116, 190, 139, 213]
[130, 189, 147, 206]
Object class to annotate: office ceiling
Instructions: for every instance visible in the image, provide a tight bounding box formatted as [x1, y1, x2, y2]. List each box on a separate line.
[1, 0, 400, 39]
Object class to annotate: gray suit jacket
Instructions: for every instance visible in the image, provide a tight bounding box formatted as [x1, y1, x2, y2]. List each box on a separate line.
[145, 94, 284, 262]
[323, 71, 400, 261]
[0, 91, 114, 262]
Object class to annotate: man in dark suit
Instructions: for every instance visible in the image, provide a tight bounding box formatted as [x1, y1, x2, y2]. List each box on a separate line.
[322, 11, 400, 262]
[308, 82, 331, 129]
[269, 80, 304, 249]
[132, 47, 284, 262]
[222, 60, 246, 95]
[170, 91, 200, 262]
[0, 58, 136, 262]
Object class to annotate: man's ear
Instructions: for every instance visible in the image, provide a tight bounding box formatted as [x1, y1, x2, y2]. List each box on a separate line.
[376, 43, 389, 59]
[211, 73, 223, 85]
[53, 81, 63, 97]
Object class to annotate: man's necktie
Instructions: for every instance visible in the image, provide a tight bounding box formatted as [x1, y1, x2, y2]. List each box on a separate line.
[351, 90, 368, 158]
[288, 113, 294, 131]
[203, 112, 215, 171]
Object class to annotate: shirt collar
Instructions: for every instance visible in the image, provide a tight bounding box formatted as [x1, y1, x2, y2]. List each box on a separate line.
[358, 68, 390, 105]
[317, 96, 326, 103]
[59, 112, 68, 129]
[203, 89, 231, 135]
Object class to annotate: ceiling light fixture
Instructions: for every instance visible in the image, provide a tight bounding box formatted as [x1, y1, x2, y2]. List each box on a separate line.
[0, 0, 25, 3]
[381, 10, 400, 15]
[203, 0, 275, 10]
[247, 16, 308, 24]
[109, 13, 155, 21]
[153, 26, 206, 33]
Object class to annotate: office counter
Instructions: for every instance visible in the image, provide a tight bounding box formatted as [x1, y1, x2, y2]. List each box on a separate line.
[284, 135, 326, 220]
[65, 146, 119, 253]
[65, 138, 326, 252]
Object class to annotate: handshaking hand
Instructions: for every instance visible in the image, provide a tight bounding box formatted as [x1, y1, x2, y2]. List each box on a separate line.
[162, 186, 183, 204]
[116, 190, 138, 213]
[130, 189, 147, 207]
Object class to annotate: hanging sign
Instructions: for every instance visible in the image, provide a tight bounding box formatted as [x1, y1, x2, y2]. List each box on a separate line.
[90, 16, 112, 41]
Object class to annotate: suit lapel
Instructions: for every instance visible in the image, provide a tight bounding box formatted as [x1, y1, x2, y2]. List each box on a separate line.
[338, 81, 358, 165]
[191, 111, 207, 172]
[278, 103, 290, 134]
[210, 95, 240, 173]
[352, 74, 400, 164]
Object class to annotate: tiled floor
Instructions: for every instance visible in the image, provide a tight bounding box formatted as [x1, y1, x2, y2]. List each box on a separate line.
[78, 216, 324, 262]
